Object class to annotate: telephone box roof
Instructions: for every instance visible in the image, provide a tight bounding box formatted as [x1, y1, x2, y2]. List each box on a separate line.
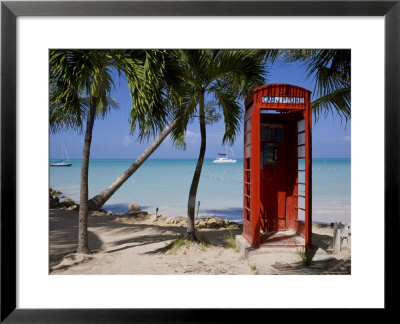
[245, 84, 311, 108]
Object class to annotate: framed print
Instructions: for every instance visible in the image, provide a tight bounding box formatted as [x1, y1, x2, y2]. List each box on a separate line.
[1, 0, 399, 321]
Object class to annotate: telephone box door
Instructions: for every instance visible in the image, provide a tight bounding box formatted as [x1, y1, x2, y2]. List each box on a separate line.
[260, 123, 287, 231]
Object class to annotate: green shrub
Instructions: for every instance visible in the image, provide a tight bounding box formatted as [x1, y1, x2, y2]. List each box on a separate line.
[296, 246, 314, 266]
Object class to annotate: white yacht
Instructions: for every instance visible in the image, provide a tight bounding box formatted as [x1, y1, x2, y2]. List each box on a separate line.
[213, 146, 237, 163]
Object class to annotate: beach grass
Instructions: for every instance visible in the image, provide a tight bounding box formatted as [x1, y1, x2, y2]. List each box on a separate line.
[165, 232, 211, 254]
[165, 235, 190, 254]
[296, 246, 314, 266]
[224, 230, 237, 250]
[250, 264, 259, 275]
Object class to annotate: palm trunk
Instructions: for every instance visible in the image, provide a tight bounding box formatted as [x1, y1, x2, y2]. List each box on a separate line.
[186, 91, 206, 241]
[88, 119, 177, 210]
[77, 96, 96, 254]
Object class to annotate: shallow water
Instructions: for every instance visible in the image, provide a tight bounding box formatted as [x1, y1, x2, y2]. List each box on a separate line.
[50, 158, 350, 224]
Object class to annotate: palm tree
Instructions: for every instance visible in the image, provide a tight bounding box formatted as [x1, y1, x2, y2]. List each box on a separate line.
[278, 49, 351, 121]
[87, 118, 177, 211]
[87, 51, 183, 211]
[169, 50, 266, 241]
[49, 49, 163, 254]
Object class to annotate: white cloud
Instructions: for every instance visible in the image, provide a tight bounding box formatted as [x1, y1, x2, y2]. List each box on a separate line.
[184, 130, 200, 146]
[185, 130, 199, 143]
[185, 130, 199, 138]
[122, 135, 133, 146]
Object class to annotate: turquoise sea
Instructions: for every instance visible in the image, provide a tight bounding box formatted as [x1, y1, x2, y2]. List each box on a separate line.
[50, 158, 351, 224]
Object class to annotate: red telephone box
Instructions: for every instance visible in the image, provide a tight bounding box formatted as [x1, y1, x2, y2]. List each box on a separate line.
[242, 84, 312, 248]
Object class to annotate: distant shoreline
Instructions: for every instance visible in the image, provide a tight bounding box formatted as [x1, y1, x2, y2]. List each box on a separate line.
[50, 188, 344, 228]
[50, 158, 351, 223]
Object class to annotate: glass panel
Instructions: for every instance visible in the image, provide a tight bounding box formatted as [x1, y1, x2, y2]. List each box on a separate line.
[245, 132, 250, 145]
[298, 184, 305, 195]
[245, 119, 251, 132]
[298, 145, 305, 158]
[261, 124, 283, 142]
[297, 119, 305, 132]
[260, 125, 269, 141]
[270, 125, 283, 142]
[298, 209, 305, 221]
[298, 132, 305, 145]
[245, 145, 251, 158]
[298, 159, 305, 170]
[298, 171, 305, 183]
[298, 197, 305, 209]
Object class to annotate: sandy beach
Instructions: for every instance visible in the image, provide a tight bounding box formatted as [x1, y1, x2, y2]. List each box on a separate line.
[49, 206, 351, 275]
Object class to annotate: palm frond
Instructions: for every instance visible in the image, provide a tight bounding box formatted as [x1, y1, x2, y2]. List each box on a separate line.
[213, 89, 243, 145]
[278, 49, 351, 121]
[170, 92, 199, 149]
[312, 87, 351, 121]
[49, 49, 124, 133]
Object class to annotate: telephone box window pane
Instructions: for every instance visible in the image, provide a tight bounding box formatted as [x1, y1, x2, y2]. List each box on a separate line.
[298, 209, 305, 221]
[270, 126, 283, 142]
[245, 119, 251, 132]
[298, 184, 305, 196]
[298, 133, 305, 145]
[298, 197, 305, 209]
[298, 145, 305, 158]
[298, 171, 305, 183]
[245, 145, 251, 158]
[298, 119, 305, 132]
[245, 132, 250, 145]
[260, 125, 269, 141]
[298, 159, 305, 170]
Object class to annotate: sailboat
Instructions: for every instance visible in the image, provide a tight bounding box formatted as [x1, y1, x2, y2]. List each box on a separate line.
[213, 146, 237, 164]
[50, 143, 72, 167]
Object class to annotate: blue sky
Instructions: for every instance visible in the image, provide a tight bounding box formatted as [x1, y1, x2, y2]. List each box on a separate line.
[50, 57, 351, 160]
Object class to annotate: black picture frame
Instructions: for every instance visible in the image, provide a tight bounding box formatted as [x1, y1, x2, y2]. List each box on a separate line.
[1, 0, 398, 322]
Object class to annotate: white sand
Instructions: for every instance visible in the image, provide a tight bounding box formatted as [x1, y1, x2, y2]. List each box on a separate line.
[49, 209, 350, 275]
[50, 209, 253, 275]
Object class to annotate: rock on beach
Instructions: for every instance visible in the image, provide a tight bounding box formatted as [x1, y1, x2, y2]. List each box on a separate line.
[49, 192, 241, 230]
[115, 213, 241, 230]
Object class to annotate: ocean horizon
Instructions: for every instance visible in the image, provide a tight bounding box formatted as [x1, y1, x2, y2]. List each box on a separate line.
[50, 158, 351, 224]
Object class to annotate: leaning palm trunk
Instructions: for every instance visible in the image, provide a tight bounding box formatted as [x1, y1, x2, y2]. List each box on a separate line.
[88, 119, 177, 211]
[77, 97, 96, 254]
[186, 92, 206, 241]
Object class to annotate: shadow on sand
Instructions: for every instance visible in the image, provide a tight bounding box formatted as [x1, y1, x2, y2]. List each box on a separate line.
[312, 232, 333, 252]
[49, 209, 241, 270]
[49, 211, 103, 267]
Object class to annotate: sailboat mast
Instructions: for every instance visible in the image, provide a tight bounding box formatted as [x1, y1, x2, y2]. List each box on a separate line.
[230, 146, 236, 159]
[64, 145, 70, 162]
[62, 142, 64, 160]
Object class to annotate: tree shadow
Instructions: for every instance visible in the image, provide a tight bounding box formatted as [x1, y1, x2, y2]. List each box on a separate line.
[49, 210, 103, 268]
[288, 257, 351, 274]
[49, 230, 103, 268]
[50, 209, 242, 266]
[312, 232, 333, 252]
[106, 227, 186, 254]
